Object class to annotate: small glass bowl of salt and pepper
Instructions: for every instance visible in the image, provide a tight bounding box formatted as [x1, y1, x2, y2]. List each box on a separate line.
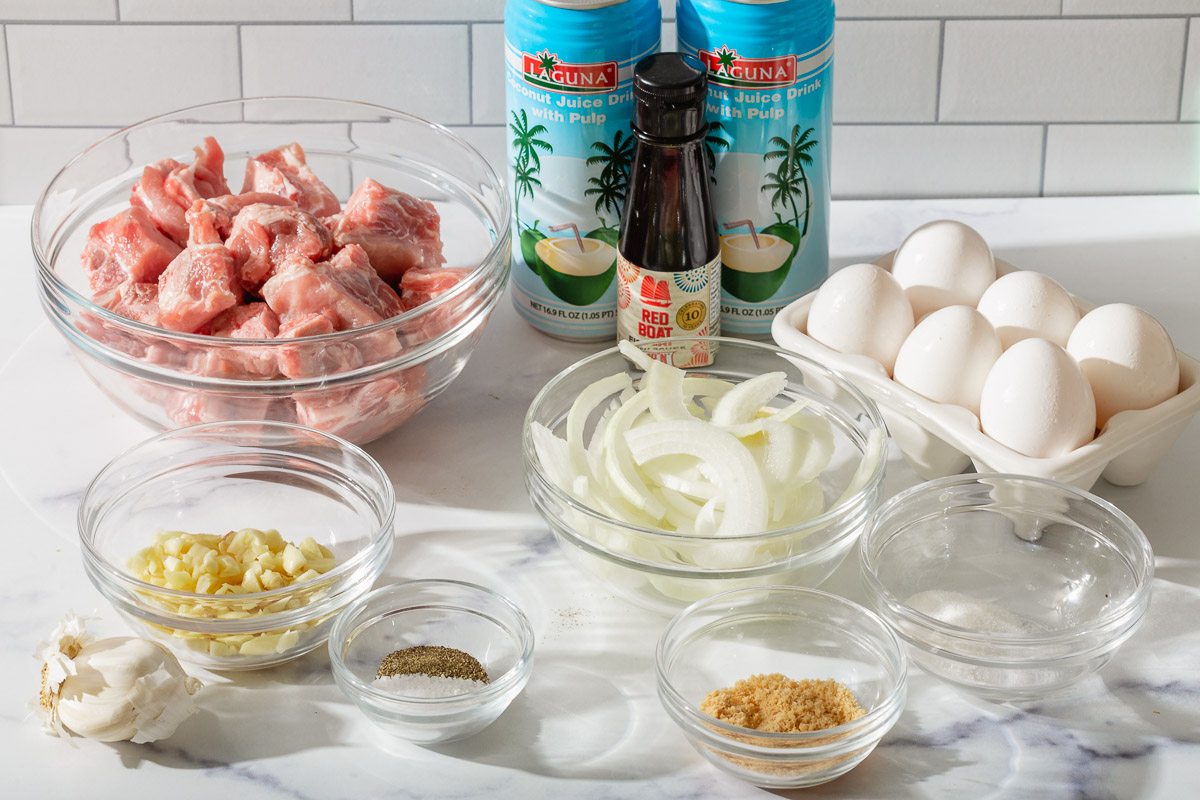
[328, 580, 535, 744]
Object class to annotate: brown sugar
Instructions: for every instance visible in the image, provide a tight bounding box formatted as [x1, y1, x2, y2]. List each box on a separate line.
[700, 673, 865, 733]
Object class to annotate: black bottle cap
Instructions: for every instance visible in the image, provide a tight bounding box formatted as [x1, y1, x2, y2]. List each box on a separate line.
[632, 52, 708, 141]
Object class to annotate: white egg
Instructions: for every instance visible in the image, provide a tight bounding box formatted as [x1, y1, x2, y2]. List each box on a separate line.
[1066, 303, 1179, 428]
[891, 220, 997, 319]
[980, 338, 1096, 458]
[977, 271, 1079, 349]
[805, 263, 915, 375]
[893, 306, 1002, 416]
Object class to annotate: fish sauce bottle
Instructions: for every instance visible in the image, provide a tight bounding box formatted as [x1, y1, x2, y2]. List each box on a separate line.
[677, 0, 834, 337]
[505, 0, 661, 342]
[616, 53, 720, 368]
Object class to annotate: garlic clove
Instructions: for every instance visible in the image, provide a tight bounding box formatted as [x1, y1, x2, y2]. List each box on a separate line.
[35, 614, 202, 744]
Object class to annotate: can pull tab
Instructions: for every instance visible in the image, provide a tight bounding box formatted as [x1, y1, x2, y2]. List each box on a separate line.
[723, 219, 761, 249]
[549, 222, 586, 252]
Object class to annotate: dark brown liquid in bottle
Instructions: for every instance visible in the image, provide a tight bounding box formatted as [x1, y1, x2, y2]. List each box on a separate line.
[618, 134, 719, 271]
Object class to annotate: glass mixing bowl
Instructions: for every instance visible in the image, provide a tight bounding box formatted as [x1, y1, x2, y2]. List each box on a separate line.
[34, 96, 510, 444]
[329, 580, 535, 744]
[78, 421, 395, 670]
[656, 586, 907, 789]
[523, 337, 887, 614]
[860, 473, 1154, 702]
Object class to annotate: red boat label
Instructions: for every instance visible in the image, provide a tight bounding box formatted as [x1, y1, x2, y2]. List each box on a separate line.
[698, 46, 796, 90]
[522, 50, 618, 95]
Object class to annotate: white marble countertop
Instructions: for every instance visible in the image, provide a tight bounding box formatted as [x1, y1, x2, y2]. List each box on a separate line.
[2, 196, 1199, 799]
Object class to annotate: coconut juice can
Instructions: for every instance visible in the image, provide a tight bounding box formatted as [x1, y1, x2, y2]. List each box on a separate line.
[505, 0, 662, 341]
[676, 0, 834, 336]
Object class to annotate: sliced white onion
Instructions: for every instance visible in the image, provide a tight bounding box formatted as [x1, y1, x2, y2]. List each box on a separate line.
[531, 348, 882, 573]
[625, 419, 768, 536]
[710, 372, 788, 426]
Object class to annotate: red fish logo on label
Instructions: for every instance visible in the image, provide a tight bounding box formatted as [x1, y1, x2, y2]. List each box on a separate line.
[639, 276, 672, 308]
[698, 46, 796, 89]
[522, 49, 618, 94]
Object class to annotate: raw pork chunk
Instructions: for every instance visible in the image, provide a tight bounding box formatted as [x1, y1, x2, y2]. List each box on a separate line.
[130, 137, 230, 244]
[330, 178, 445, 286]
[261, 246, 403, 330]
[209, 301, 280, 339]
[399, 266, 472, 310]
[227, 203, 333, 289]
[95, 281, 161, 326]
[199, 302, 281, 379]
[80, 207, 183, 295]
[275, 310, 363, 379]
[242, 143, 340, 217]
[195, 192, 294, 239]
[157, 201, 239, 332]
[294, 371, 426, 443]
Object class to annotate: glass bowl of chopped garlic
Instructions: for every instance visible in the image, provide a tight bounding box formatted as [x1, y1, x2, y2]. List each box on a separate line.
[523, 337, 888, 615]
[656, 586, 908, 789]
[78, 420, 395, 670]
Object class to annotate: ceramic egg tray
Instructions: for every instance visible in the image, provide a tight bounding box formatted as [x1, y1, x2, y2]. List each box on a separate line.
[771, 252, 1200, 490]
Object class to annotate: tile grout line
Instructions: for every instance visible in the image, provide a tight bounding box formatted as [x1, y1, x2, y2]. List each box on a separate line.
[114, 0, 120, 22]
[1178, 18, 1191, 122]
[0, 15, 1190, 25]
[3, 25, 13, 125]
[2, 121, 1195, 131]
[934, 19, 945, 122]
[1038, 123, 1048, 198]
[236, 24, 244, 102]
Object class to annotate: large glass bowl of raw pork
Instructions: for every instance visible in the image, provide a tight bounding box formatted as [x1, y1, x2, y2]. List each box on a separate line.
[33, 97, 510, 444]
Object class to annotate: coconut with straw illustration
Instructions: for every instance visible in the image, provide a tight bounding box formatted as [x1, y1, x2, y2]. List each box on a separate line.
[535, 221, 618, 306]
[720, 124, 817, 303]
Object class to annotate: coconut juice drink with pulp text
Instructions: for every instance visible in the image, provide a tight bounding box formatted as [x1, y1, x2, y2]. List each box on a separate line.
[505, 0, 661, 341]
[676, 0, 834, 336]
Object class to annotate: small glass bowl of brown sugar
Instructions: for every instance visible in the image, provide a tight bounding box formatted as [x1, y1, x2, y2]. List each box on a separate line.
[329, 579, 534, 744]
[656, 586, 907, 789]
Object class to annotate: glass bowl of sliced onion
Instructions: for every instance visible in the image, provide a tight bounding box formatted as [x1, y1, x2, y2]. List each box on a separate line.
[523, 337, 888, 615]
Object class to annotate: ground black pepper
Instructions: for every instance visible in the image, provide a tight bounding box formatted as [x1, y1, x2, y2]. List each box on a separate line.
[377, 645, 489, 683]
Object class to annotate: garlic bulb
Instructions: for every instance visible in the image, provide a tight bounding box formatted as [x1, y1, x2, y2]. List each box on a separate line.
[35, 614, 202, 743]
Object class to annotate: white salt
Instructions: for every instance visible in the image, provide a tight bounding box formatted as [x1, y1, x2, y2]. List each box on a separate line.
[907, 589, 1049, 634]
[373, 673, 488, 698]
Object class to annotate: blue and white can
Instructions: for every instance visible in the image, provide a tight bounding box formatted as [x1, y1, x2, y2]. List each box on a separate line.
[505, 0, 661, 341]
[677, 0, 834, 336]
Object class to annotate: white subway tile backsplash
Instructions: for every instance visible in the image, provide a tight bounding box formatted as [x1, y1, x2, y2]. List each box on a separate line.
[1063, 1, 1200, 15]
[941, 19, 1186, 123]
[0, 126, 116, 204]
[832, 20, 940, 123]
[831, 124, 1044, 198]
[119, 0, 350, 22]
[0, 27, 10, 126]
[0, 1, 1195, 201]
[1044, 123, 1200, 194]
[0, 0, 114, 21]
[448, 125, 506, 175]
[7, 25, 239, 126]
[837, 0, 1060, 18]
[1182, 18, 1200, 120]
[472, 23, 504, 126]
[241, 25, 470, 125]
[355, 0, 505, 22]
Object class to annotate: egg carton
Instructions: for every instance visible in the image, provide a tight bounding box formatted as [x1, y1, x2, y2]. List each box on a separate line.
[771, 252, 1200, 490]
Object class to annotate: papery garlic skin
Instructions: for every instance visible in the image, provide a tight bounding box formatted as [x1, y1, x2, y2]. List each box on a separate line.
[36, 615, 202, 743]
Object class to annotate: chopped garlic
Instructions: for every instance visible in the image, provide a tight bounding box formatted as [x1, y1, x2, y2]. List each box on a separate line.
[127, 529, 337, 659]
